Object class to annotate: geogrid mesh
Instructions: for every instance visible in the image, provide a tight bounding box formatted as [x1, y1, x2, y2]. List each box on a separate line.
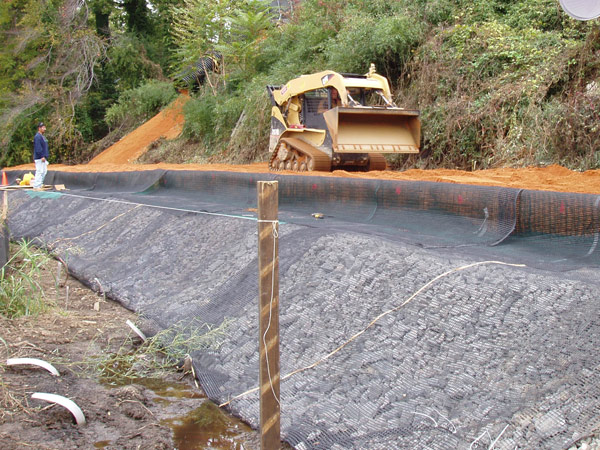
[5, 169, 600, 449]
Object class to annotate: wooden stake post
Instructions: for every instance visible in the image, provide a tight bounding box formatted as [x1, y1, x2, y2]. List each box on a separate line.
[0, 191, 9, 269]
[257, 181, 280, 450]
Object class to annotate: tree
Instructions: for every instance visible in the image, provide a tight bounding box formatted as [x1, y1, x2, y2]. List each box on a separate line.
[122, 0, 151, 35]
[90, 0, 113, 37]
[170, 0, 273, 81]
[216, 7, 273, 81]
[0, 0, 107, 165]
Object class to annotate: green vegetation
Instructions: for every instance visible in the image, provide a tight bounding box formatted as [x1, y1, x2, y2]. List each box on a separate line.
[0, 0, 598, 170]
[87, 318, 232, 383]
[0, 236, 232, 387]
[0, 0, 172, 165]
[0, 240, 51, 318]
[105, 81, 178, 130]
[401, 4, 599, 170]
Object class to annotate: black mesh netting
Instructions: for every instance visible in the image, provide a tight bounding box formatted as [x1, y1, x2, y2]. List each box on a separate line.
[5, 169, 600, 449]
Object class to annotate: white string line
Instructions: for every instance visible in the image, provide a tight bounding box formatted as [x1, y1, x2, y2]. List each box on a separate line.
[489, 424, 509, 449]
[262, 220, 280, 406]
[55, 191, 261, 222]
[50, 204, 142, 246]
[35, 189, 281, 405]
[398, 407, 457, 434]
[431, 407, 457, 434]
[414, 411, 438, 427]
[220, 260, 526, 408]
[470, 429, 492, 450]
[469, 423, 510, 450]
[41, 190, 524, 437]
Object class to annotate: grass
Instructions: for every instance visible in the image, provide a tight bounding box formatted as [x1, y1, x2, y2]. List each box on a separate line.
[0, 240, 52, 318]
[83, 317, 233, 384]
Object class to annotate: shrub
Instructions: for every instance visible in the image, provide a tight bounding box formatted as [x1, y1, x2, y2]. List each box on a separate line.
[533, 92, 600, 169]
[105, 81, 178, 130]
[399, 16, 585, 169]
[324, 11, 424, 79]
[182, 83, 250, 158]
[408, 0, 457, 26]
[106, 33, 164, 92]
[182, 91, 218, 147]
[0, 240, 50, 318]
[225, 76, 271, 163]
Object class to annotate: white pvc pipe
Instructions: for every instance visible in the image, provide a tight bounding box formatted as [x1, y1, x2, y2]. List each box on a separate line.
[126, 319, 147, 341]
[31, 393, 86, 425]
[6, 358, 60, 376]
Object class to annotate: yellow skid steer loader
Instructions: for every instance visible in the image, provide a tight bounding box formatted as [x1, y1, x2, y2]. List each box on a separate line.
[266, 64, 420, 172]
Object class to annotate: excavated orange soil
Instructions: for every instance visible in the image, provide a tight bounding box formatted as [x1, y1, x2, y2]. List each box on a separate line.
[10, 94, 600, 194]
[88, 94, 190, 164]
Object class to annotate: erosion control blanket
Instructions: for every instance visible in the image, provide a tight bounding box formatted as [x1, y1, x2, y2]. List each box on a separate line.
[6, 170, 600, 449]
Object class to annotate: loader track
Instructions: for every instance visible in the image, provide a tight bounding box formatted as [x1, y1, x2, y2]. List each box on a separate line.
[269, 137, 331, 172]
[366, 153, 387, 171]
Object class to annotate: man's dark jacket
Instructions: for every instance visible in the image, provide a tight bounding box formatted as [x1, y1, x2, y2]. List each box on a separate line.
[33, 132, 48, 160]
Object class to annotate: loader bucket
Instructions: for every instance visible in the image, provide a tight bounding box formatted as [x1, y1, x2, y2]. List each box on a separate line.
[323, 107, 421, 154]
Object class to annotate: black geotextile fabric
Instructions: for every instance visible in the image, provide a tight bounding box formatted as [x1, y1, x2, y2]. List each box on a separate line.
[4, 170, 600, 449]
[7, 168, 600, 267]
[8, 169, 166, 193]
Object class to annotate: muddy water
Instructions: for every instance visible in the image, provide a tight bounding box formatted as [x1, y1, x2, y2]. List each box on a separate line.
[139, 378, 253, 450]
[137, 377, 205, 402]
[163, 401, 253, 450]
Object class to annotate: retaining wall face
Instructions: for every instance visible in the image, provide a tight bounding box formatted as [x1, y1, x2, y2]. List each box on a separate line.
[7, 189, 600, 449]
[8, 168, 600, 255]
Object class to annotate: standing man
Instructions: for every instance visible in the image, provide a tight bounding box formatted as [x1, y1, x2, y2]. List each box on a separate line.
[32, 122, 49, 190]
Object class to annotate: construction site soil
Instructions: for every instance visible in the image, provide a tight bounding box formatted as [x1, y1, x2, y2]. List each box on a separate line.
[0, 244, 266, 450]
[10, 161, 600, 195]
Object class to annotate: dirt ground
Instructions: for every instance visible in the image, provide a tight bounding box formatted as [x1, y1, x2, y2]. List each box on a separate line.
[0, 245, 269, 450]
[87, 94, 190, 165]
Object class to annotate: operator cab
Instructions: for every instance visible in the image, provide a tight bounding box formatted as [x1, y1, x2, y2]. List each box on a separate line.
[302, 88, 339, 129]
[347, 87, 393, 107]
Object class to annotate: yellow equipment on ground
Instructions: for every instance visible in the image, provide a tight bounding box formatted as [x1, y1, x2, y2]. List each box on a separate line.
[20, 173, 34, 186]
[266, 64, 421, 172]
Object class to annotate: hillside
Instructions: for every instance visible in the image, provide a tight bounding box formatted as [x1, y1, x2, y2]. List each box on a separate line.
[10, 79, 600, 195]
[89, 94, 189, 165]
[1, 0, 599, 172]
[9, 89, 600, 195]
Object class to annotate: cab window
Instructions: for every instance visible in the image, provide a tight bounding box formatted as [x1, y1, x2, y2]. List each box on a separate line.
[304, 89, 329, 113]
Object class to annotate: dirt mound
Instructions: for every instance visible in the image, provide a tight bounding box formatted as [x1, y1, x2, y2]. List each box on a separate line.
[89, 94, 189, 165]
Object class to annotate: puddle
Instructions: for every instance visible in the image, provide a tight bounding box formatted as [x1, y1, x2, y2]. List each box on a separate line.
[163, 401, 254, 450]
[109, 377, 254, 449]
[136, 377, 206, 404]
